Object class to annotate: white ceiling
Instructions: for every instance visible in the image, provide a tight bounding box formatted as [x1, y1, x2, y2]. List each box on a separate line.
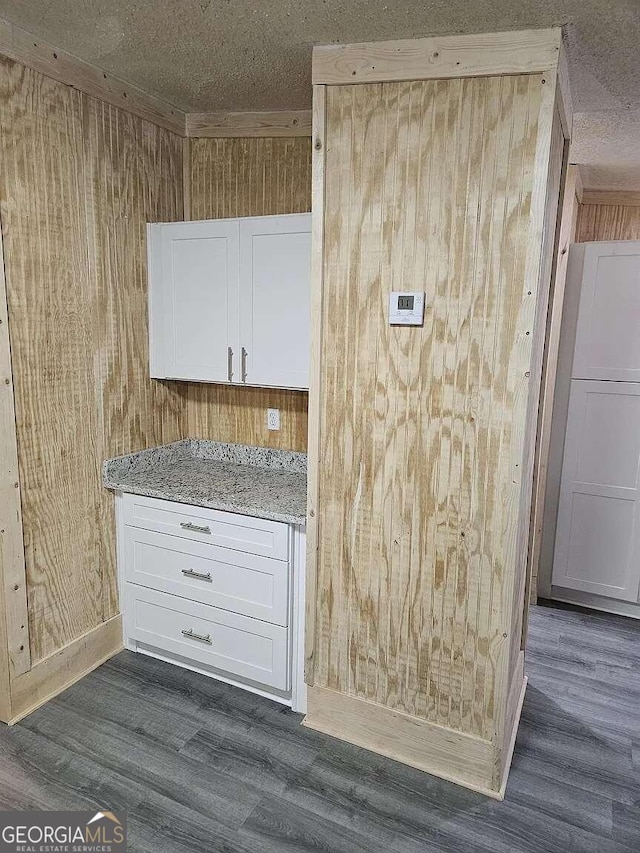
[0, 1, 638, 189]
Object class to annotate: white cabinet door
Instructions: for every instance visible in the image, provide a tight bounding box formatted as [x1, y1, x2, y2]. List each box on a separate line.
[239, 214, 311, 389]
[572, 241, 640, 381]
[552, 380, 640, 602]
[149, 220, 239, 382]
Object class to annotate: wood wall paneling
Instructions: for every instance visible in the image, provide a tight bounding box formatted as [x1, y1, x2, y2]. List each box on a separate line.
[185, 137, 312, 452]
[576, 203, 640, 243]
[0, 198, 30, 686]
[306, 55, 565, 795]
[507, 99, 564, 701]
[313, 74, 543, 735]
[0, 56, 185, 671]
[189, 137, 312, 220]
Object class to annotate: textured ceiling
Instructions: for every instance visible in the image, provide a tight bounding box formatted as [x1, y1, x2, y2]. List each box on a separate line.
[0, 1, 638, 187]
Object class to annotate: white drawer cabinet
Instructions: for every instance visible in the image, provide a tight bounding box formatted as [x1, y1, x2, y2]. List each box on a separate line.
[116, 492, 306, 710]
[123, 494, 290, 560]
[148, 213, 311, 390]
[126, 585, 290, 691]
[124, 527, 290, 626]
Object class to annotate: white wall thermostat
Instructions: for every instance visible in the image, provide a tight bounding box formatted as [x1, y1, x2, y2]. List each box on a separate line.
[389, 291, 425, 326]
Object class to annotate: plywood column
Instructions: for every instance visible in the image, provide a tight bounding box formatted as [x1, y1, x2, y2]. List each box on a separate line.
[304, 28, 569, 798]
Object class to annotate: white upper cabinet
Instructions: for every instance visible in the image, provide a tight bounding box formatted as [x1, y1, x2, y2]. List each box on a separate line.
[148, 213, 311, 389]
[239, 215, 311, 389]
[149, 220, 239, 382]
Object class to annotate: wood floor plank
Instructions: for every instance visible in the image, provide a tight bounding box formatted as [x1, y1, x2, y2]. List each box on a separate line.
[18, 701, 261, 829]
[0, 604, 637, 852]
[0, 724, 259, 853]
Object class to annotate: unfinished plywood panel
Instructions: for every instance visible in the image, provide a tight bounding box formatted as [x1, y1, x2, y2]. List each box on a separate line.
[0, 60, 101, 664]
[0, 178, 30, 716]
[576, 203, 640, 243]
[312, 73, 542, 733]
[306, 45, 566, 793]
[85, 98, 185, 622]
[185, 137, 311, 452]
[0, 56, 185, 665]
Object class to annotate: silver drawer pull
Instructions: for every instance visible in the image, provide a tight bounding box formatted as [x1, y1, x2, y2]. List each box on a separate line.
[181, 628, 212, 645]
[180, 522, 211, 534]
[181, 568, 212, 582]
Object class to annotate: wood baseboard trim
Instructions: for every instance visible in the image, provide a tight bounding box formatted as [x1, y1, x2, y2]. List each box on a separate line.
[303, 685, 499, 797]
[6, 615, 123, 724]
[498, 676, 528, 800]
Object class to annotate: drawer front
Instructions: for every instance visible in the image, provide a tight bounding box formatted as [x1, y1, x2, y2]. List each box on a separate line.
[123, 493, 289, 560]
[124, 527, 289, 626]
[126, 585, 289, 691]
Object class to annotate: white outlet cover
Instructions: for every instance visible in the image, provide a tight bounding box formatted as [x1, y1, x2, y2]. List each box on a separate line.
[267, 408, 280, 430]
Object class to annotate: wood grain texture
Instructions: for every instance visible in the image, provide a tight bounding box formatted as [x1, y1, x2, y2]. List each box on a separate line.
[0, 202, 30, 687]
[0, 15, 185, 135]
[0, 56, 185, 665]
[303, 685, 498, 797]
[505, 95, 564, 730]
[576, 203, 640, 243]
[305, 87, 327, 682]
[527, 163, 579, 606]
[310, 74, 550, 754]
[581, 190, 640, 207]
[9, 615, 123, 723]
[187, 111, 312, 138]
[313, 28, 561, 85]
[185, 137, 311, 451]
[84, 97, 186, 622]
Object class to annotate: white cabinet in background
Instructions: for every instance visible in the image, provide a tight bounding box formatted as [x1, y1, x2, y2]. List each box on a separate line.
[148, 213, 311, 390]
[549, 241, 640, 613]
[552, 380, 640, 602]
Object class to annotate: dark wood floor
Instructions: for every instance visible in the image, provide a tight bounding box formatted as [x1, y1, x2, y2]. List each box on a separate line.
[0, 603, 638, 852]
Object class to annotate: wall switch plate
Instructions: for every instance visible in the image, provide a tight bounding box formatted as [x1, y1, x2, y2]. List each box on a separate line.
[267, 408, 280, 430]
[389, 291, 425, 326]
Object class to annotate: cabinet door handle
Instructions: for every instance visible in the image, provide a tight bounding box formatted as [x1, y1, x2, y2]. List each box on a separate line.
[241, 347, 248, 383]
[181, 568, 212, 582]
[180, 522, 211, 534]
[181, 628, 212, 645]
[228, 346, 234, 382]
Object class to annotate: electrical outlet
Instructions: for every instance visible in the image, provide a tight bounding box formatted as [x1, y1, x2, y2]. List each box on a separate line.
[267, 408, 280, 430]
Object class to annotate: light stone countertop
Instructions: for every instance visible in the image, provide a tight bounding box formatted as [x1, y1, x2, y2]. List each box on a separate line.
[103, 439, 307, 526]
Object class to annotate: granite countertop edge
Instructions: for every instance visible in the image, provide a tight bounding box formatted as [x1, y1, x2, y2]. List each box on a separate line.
[103, 439, 308, 527]
[107, 481, 307, 526]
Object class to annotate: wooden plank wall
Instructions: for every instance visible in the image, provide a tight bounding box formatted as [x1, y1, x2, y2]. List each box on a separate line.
[0, 57, 185, 664]
[576, 203, 640, 242]
[184, 137, 311, 452]
[311, 74, 543, 744]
